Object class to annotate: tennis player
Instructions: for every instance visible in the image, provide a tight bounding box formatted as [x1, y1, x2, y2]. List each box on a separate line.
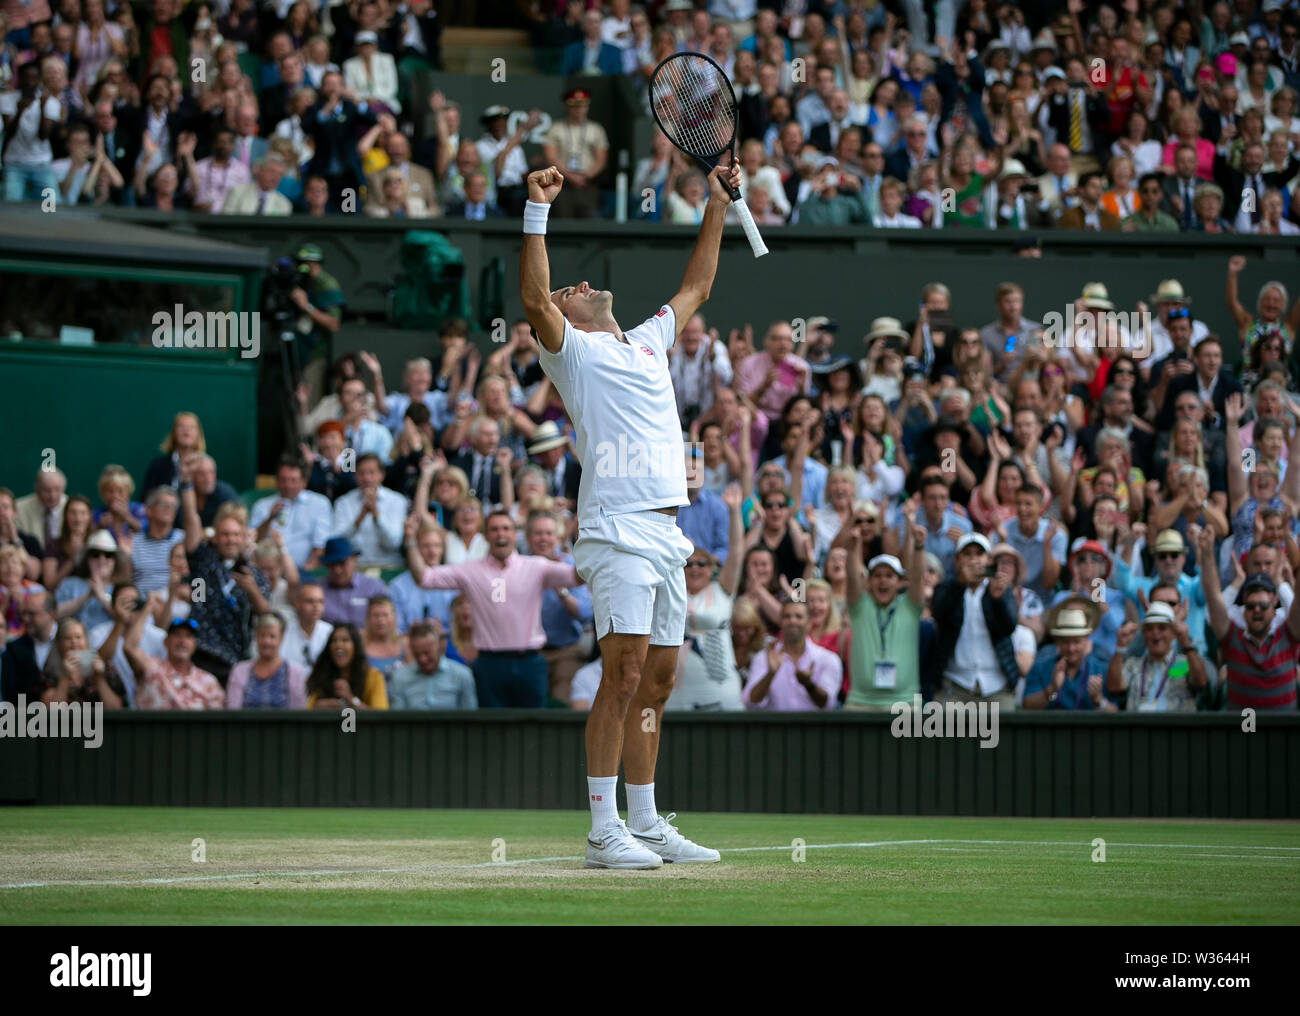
[520, 157, 740, 869]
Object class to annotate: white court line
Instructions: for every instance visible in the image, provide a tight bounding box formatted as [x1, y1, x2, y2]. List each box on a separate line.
[2, 837, 1297, 891]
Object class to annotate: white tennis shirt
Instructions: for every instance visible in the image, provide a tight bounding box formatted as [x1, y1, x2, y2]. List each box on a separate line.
[538, 304, 688, 526]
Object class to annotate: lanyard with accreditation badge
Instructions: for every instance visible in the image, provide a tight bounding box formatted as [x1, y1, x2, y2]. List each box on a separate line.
[873, 602, 897, 689]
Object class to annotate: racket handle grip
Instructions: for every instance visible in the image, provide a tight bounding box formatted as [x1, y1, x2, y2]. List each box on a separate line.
[731, 193, 769, 259]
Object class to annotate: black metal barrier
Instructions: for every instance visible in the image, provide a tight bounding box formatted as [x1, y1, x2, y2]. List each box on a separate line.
[2, 710, 1296, 817]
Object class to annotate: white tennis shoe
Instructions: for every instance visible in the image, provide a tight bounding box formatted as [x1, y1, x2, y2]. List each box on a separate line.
[585, 819, 664, 869]
[629, 813, 720, 863]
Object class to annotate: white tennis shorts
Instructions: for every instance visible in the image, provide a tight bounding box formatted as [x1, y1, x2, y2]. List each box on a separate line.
[573, 507, 694, 645]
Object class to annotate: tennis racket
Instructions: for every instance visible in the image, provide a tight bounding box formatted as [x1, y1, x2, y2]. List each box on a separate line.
[649, 51, 769, 259]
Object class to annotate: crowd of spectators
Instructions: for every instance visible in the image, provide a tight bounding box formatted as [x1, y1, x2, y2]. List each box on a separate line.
[2, 0, 1298, 232]
[4, 253, 1300, 715]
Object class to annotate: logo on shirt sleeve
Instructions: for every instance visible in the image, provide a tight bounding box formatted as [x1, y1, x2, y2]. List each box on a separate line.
[655, 308, 668, 318]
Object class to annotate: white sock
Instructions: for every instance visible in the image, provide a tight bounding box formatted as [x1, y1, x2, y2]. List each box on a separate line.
[588, 776, 618, 830]
[626, 782, 658, 832]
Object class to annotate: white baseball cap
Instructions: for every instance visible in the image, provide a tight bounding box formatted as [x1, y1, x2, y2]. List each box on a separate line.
[867, 554, 905, 576]
[956, 533, 991, 554]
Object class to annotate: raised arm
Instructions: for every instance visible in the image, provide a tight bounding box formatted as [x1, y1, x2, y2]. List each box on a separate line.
[717, 483, 745, 596]
[520, 166, 569, 353]
[905, 519, 926, 608]
[1224, 255, 1252, 334]
[178, 455, 204, 552]
[1223, 392, 1247, 515]
[1282, 394, 1300, 506]
[1195, 523, 1229, 643]
[666, 156, 742, 340]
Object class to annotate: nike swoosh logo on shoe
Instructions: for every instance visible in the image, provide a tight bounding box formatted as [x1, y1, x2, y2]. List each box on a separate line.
[631, 832, 667, 844]
[587, 837, 606, 849]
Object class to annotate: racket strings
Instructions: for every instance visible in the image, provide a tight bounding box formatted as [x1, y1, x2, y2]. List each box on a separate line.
[652, 57, 736, 158]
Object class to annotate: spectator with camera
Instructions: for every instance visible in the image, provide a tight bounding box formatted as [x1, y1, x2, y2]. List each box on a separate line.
[39, 616, 126, 708]
[178, 456, 271, 686]
[928, 533, 1019, 707]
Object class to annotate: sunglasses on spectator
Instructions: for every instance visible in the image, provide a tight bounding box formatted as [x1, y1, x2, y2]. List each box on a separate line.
[1043, 366, 1064, 376]
[1155, 551, 1183, 561]
[1168, 307, 1190, 319]
[685, 559, 712, 569]
[764, 500, 788, 510]
[87, 550, 115, 559]
[1112, 367, 1135, 375]
[1244, 600, 1273, 612]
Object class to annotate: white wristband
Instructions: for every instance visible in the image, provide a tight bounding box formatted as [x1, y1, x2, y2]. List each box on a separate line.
[523, 200, 550, 235]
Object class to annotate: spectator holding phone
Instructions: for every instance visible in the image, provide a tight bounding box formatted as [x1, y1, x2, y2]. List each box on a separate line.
[39, 617, 126, 708]
[928, 533, 1019, 708]
[178, 455, 272, 686]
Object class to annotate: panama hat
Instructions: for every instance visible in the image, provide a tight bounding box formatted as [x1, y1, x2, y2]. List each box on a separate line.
[998, 158, 1030, 181]
[982, 40, 1012, 63]
[526, 421, 569, 455]
[1150, 279, 1191, 305]
[1045, 595, 1102, 638]
[1049, 606, 1098, 638]
[1030, 28, 1058, 54]
[1081, 282, 1114, 310]
[865, 316, 909, 343]
[86, 530, 119, 555]
[1142, 601, 1177, 626]
[1152, 529, 1187, 555]
[480, 104, 510, 122]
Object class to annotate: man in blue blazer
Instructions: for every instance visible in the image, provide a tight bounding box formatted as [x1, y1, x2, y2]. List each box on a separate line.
[561, 9, 624, 76]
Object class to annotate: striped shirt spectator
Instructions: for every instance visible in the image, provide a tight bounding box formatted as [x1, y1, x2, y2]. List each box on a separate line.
[132, 488, 184, 594]
[1198, 527, 1299, 712]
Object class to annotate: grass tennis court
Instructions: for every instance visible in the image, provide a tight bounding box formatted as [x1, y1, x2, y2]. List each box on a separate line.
[1, 808, 1296, 924]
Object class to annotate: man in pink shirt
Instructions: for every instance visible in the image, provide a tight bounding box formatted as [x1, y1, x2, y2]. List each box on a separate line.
[125, 618, 225, 710]
[410, 511, 578, 706]
[744, 600, 841, 710]
[733, 320, 810, 420]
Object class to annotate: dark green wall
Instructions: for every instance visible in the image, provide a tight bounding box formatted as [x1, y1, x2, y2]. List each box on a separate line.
[4, 712, 1296, 818]
[104, 210, 1298, 366]
[0, 344, 259, 499]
